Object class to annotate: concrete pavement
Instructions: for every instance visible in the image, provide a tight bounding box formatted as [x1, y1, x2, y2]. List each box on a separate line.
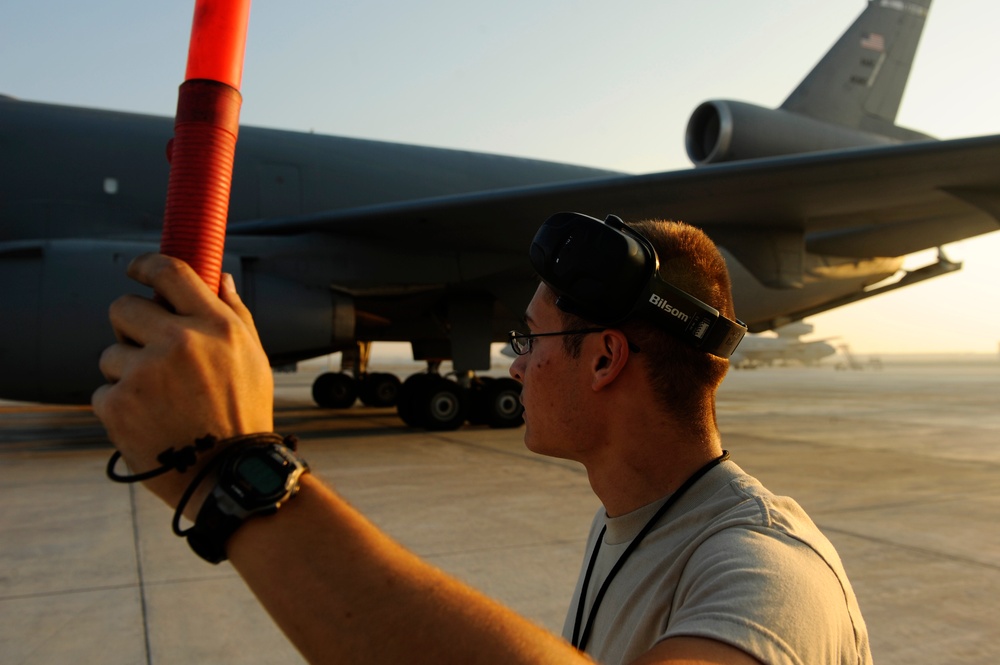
[1, 356, 998, 663]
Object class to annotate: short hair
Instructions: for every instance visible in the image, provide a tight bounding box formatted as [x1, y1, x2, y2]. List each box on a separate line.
[560, 219, 733, 420]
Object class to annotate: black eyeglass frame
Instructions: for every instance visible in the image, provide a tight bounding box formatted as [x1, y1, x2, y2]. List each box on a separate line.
[508, 328, 604, 356]
[508, 328, 640, 356]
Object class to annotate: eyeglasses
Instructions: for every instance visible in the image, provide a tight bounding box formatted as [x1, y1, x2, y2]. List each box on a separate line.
[508, 328, 606, 356]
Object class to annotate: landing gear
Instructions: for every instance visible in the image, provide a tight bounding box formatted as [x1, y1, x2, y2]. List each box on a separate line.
[468, 377, 524, 429]
[397, 374, 468, 430]
[308, 342, 523, 431]
[312, 371, 358, 409]
[359, 372, 401, 407]
[313, 342, 396, 409]
[394, 373, 523, 431]
[313, 371, 403, 408]
[310, 370, 523, 431]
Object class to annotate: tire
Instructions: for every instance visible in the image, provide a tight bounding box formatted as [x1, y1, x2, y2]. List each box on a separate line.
[466, 377, 494, 425]
[417, 376, 468, 431]
[311, 372, 358, 409]
[480, 377, 523, 429]
[359, 372, 401, 407]
[396, 373, 436, 427]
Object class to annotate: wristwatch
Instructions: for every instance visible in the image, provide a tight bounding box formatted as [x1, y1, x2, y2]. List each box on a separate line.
[187, 443, 310, 563]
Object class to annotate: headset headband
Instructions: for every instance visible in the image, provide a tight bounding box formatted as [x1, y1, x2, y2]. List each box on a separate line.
[528, 212, 746, 358]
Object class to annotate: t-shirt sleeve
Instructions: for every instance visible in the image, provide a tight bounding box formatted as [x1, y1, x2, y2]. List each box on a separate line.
[661, 525, 860, 665]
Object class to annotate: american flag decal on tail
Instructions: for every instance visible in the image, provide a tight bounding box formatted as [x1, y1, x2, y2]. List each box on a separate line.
[861, 32, 885, 52]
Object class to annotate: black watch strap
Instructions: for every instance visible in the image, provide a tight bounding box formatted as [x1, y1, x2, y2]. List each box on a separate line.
[181, 439, 308, 564]
[187, 497, 246, 564]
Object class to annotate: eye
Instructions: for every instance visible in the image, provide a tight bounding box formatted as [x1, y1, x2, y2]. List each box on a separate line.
[509, 331, 532, 356]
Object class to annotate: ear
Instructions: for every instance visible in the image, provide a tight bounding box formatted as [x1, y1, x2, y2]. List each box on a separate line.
[591, 329, 632, 392]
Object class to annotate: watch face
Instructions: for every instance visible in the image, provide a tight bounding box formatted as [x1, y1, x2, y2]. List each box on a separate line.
[235, 455, 287, 495]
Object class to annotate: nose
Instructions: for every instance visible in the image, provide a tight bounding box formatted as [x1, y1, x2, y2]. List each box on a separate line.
[509, 353, 525, 382]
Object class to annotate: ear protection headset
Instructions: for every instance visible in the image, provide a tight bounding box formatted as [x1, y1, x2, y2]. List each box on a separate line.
[528, 212, 747, 358]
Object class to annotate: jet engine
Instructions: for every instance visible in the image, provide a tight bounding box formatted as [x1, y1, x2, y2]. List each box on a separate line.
[0, 240, 150, 404]
[0, 240, 355, 404]
[684, 100, 899, 166]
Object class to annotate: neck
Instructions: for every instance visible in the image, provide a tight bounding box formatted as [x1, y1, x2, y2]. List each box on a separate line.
[584, 416, 723, 517]
[567, 351, 724, 517]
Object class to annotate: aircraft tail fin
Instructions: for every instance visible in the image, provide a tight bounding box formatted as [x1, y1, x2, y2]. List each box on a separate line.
[780, 0, 932, 140]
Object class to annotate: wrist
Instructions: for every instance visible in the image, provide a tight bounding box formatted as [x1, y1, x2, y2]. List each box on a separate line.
[107, 432, 309, 563]
[181, 436, 310, 564]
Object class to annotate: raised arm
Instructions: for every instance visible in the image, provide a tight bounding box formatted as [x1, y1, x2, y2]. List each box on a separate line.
[91, 254, 587, 664]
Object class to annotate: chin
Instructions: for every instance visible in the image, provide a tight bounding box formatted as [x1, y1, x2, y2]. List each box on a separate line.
[521, 420, 542, 454]
[522, 427, 558, 459]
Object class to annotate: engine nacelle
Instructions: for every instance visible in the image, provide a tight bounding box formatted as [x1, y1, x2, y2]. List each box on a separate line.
[685, 100, 898, 166]
[0, 240, 156, 403]
[243, 267, 356, 366]
[0, 240, 355, 404]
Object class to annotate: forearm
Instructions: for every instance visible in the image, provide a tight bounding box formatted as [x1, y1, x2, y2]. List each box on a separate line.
[228, 473, 590, 664]
[93, 256, 585, 662]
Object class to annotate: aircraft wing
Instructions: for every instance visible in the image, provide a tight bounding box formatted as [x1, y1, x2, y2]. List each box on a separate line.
[228, 134, 1000, 266]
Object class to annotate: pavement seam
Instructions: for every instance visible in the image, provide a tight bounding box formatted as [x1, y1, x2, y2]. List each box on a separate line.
[818, 524, 1000, 572]
[0, 582, 140, 602]
[129, 483, 154, 665]
[430, 434, 588, 474]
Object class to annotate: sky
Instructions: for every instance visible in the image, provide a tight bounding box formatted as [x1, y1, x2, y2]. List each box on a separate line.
[1, 0, 998, 354]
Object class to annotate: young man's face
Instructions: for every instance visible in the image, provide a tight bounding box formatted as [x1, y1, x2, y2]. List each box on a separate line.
[508, 284, 593, 460]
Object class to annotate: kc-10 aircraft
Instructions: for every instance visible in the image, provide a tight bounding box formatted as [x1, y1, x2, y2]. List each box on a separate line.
[1, 0, 997, 429]
[729, 323, 838, 369]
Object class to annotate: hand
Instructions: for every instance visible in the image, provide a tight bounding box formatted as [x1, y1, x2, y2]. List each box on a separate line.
[92, 254, 274, 510]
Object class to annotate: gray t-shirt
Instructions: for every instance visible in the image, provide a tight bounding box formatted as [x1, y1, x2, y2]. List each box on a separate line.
[562, 460, 871, 665]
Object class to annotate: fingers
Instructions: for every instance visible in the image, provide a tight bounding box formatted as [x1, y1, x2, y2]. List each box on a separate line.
[125, 256, 263, 346]
[91, 382, 111, 421]
[219, 272, 263, 347]
[92, 255, 275, 510]
[109, 257, 264, 359]
[97, 341, 141, 384]
[126, 253, 218, 318]
[108, 293, 170, 348]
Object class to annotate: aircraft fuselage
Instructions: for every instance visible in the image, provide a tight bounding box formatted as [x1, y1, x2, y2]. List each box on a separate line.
[0, 96, 910, 404]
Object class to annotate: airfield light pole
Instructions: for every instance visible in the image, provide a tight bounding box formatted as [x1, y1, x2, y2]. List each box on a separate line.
[160, 0, 252, 295]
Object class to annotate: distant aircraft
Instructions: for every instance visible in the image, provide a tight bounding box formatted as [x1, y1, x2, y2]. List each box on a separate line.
[1, 0, 996, 429]
[729, 322, 837, 369]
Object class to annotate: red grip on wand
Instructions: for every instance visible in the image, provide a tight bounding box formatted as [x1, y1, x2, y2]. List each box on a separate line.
[161, 0, 252, 296]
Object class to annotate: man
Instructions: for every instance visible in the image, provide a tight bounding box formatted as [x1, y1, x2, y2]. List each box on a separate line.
[93, 213, 871, 664]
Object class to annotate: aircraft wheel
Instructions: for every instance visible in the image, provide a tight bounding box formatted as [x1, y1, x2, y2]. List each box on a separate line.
[360, 372, 401, 407]
[480, 377, 523, 428]
[417, 376, 468, 431]
[396, 373, 435, 427]
[466, 377, 494, 425]
[312, 371, 358, 409]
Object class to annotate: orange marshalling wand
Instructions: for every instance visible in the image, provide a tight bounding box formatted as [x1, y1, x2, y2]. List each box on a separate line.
[160, 0, 252, 295]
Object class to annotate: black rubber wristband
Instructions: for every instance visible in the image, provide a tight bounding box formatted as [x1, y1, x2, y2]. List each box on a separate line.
[179, 435, 307, 564]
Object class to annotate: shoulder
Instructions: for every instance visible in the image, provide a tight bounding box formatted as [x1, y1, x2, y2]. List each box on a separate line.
[678, 463, 856, 616]
[663, 463, 871, 664]
[686, 462, 825, 542]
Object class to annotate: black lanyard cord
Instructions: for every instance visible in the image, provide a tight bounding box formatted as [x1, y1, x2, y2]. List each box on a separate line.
[570, 450, 730, 652]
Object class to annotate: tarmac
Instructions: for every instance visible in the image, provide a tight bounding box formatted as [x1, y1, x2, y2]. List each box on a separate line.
[1, 354, 998, 664]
